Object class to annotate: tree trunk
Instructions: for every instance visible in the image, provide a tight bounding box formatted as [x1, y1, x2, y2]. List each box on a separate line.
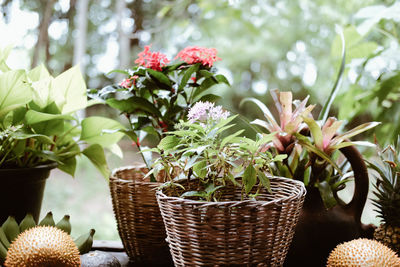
[31, 0, 56, 68]
[116, 0, 131, 82]
[73, 0, 89, 120]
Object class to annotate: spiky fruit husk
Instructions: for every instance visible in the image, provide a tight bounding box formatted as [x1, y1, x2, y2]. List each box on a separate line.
[4, 226, 80, 267]
[374, 224, 400, 255]
[327, 238, 400, 267]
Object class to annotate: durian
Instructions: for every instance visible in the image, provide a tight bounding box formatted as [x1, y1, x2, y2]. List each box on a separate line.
[4, 226, 80, 267]
[327, 238, 400, 267]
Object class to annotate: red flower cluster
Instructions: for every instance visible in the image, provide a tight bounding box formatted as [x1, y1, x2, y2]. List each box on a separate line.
[119, 75, 139, 88]
[175, 46, 221, 67]
[134, 45, 170, 71]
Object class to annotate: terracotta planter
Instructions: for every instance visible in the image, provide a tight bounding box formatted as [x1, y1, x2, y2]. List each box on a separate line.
[156, 176, 306, 267]
[0, 163, 56, 224]
[109, 164, 173, 266]
[284, 145, 375, 267]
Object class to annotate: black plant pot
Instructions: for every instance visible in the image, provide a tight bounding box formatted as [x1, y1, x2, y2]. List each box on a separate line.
[0, 163, 56, 224]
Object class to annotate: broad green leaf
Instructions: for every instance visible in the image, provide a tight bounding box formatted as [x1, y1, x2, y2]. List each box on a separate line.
[178, 63, 199, 90]
[157, 135, 179, 151]
[0, 70, 31, 119]
[0, 45, 12, 72]
[57, 156, 77, 177]
[302, 116, 323, 150]
[28, 64, 51, 82]
[30, 76, 53, 108]
[257, 170, 272, 193]
[51, 65, 88, 114]
[318, 180, 337, 209]
[197, 93, 221, 103]
[80, 116, 124, 147]
[193, 160, 207, 178]
[204, 184, 224, 195]
[109, 143, 123, 159]
[106, 96, 162, 117]
[192, 76, 217, 98]
[215, 74, 230, 85]
[147, 69, 172, 87]
[243, 165, 257, 194]
[12, 132, 54, 144]
[82, 144, 110, 178]
[25, 110, 75, 124]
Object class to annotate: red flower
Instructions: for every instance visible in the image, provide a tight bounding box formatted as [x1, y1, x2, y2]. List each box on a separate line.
[159, 121, 168, 132]
[175, 46, 221, 67]
[190, 77, 197, 83]
[134, 45, 170, 71]
[119, 75, 139, 89]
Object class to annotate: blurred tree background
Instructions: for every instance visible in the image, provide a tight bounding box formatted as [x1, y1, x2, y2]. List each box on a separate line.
[1, 0, 399, 240]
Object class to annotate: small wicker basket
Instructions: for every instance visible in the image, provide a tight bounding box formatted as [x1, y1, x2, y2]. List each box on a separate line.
[109, 164, 173, 266]
[156, 176, 306, 267]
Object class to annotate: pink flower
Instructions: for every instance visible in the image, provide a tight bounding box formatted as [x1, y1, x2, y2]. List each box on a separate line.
[175, 46, 221, 67]
[119, 75, 139, 88]
[134, 45, 170, 71]
[188, 101, 229, 123]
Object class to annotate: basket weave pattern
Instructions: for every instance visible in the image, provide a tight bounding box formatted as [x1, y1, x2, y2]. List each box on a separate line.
[109, 166, 172, 265]
[156, 177, 306, 266]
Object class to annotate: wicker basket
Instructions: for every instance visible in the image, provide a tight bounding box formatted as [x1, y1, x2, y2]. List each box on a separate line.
[156, 176, 306, 267]
[109, 164, 173, 266]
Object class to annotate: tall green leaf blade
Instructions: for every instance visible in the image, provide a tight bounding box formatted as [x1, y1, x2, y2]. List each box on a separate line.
[302, 116, 324, 150]
[319, 26, 346, 123]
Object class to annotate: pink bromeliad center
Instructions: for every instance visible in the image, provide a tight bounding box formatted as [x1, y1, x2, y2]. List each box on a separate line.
[175, 46, 221, 67]
[134, 45, 170, 71]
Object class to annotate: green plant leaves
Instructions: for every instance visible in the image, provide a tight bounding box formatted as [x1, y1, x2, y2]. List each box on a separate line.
[106, 96, 162, 117]
[80, 117, 124, 147]
[157, 135, 179, 151]
[243, 165, 257, 194]
[0, 70, 31, 119]
[82, 144, 109, 178]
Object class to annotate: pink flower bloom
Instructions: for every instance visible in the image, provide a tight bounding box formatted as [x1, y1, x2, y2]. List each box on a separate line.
[119, 75, 139, 88]
[175, 46, 221, 67]
[134, 45, 170, 71]
[188, 101, 229, 123]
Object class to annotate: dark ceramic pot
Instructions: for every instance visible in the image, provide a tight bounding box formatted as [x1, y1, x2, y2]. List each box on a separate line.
[284, 145, 375, 267]
[0, 163, 56, 224]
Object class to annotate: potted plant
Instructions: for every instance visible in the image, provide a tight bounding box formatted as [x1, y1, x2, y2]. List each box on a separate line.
[151, 102, 306, 266]
[0, 46, 123, 224]
[89, 45, 229, 265]
[240, 89, 379, 266]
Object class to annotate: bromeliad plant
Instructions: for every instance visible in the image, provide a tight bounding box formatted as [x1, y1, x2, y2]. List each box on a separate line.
[0, 47, 123, 177]
[148, 102, 286, 201]
[89, 45, 229, 173]
[241, 89, 379, 208]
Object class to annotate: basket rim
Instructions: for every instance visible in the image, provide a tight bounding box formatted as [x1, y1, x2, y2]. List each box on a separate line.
[156, 176, 306, 207]
[110, 164, 164, 185]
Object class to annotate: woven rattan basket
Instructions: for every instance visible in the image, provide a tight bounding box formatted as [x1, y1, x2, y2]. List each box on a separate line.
[156, 176, 306, 267]
[109, 164, 173, 266]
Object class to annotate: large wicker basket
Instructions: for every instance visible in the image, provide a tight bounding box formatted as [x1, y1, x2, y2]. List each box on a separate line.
[156, 176, 306, 267]
[109, 164, 173, 266]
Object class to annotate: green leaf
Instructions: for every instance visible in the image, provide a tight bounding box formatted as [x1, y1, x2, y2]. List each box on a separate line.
[318, 180, 337, 209]
[28, 64, 51, 82]
[302, 116, 323, 150]
[239, 97, 279, 131]
[80, 116, 124, 147]
[178, 63, 200, 90]
[57, 156, 77, 177]
[0, 70, 32, 119]
[197, 94, 221, 103]
[25, 110, 75, 124]
[146, 69, 172, 87]
[82, 144, 110, 178]
[221, 129, 245, 147]
[181, 190, 207, 199]
[257, 170, 272, 193]
[204, 184, 224, 195]
[106, 96, 162, 117]
[320, 26, 346, 123]
[330, 122, 380, 146]
[193, 160, 207, 178]
[215, 74, 230, 85]
[0, 45, 12, 72]
[157, 135, 179, 151]
[243, 165, 257, 194]
[51, 65, 88, 114]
